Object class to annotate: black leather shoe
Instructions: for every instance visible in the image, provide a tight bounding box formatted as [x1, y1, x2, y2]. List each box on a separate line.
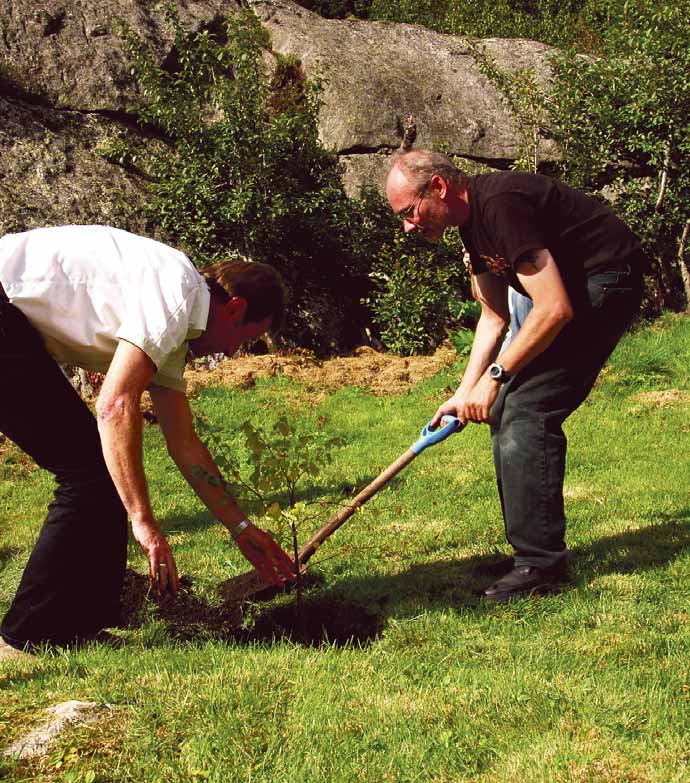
[476, 556, 514, 577]
[482, 563, 571, 602]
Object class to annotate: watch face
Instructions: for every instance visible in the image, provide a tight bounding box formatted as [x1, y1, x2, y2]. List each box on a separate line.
[490, 363, 509, 381]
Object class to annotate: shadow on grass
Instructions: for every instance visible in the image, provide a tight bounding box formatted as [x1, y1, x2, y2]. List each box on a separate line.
[0, 546, 21, 574]
[573, 511, 690, 576]
[337, 514, 690, 610]
[114, 514, 689, 650]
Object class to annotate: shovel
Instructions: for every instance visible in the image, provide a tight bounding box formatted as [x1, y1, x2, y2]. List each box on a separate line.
[219, 415, 464, 604]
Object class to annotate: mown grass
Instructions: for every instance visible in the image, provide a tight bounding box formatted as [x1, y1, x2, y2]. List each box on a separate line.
[1, 313, 689, 783]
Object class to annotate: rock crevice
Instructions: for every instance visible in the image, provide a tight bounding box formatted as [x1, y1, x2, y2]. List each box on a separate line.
[0, 0, 559, 232]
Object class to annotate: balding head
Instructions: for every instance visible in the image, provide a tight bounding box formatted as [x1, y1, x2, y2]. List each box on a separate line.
[385, 149, 467, 192]
[385, 149, 471, 239]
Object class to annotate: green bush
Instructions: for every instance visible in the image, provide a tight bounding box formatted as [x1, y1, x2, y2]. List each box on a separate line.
[365, 231, 468, 355]
[116, 8, 376, 353]
[551, 0, 690, 311]
[312, 0, 611, 51]
[293, 0, 365, 17]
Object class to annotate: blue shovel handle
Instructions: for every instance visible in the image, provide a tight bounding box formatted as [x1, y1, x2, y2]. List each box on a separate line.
[410, 415, 464, 455]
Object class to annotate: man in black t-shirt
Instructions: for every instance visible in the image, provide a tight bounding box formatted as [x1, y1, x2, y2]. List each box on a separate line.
[385, 149, 643, 601]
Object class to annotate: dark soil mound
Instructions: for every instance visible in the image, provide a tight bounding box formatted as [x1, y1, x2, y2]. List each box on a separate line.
[120, 570, 242, 641]
[119, 570, 382, 648]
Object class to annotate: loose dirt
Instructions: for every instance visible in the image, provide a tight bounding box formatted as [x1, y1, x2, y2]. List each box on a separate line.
[119, 570, 382, 647]
[185, 342, 459, 398]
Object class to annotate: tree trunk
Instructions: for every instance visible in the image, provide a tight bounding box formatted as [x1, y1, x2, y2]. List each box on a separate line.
[655, 140, 672, 213]
[677, 218, 690, 313]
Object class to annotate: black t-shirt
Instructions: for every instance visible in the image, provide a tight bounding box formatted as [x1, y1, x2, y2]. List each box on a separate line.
[460, 172, 642, 297]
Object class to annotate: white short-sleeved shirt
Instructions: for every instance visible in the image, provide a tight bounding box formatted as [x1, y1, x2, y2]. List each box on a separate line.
[0, 225, 210, 392]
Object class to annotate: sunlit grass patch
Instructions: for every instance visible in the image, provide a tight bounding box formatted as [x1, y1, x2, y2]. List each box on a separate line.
[0, 315, 689, 782]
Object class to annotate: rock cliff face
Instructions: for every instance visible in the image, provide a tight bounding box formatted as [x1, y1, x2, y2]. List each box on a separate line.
[249, 0, 557, 193]
[0, 0, 557, 235]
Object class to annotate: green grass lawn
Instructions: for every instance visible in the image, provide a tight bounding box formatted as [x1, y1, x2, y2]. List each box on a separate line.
[1, 313, 689, 783]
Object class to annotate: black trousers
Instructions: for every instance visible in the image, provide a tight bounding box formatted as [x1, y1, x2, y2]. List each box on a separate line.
[490, 263, 643, 569]
[0, 300, 127, 649]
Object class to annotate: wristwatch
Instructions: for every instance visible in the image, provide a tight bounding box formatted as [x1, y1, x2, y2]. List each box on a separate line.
[231, 518, 253, 540]
[488, 362, 511, 383]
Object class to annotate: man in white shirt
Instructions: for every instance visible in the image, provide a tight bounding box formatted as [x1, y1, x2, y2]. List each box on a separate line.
[0, 225, 295, 653]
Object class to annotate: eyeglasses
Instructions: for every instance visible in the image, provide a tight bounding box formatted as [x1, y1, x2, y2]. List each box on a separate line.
[397, 183, 428, 222]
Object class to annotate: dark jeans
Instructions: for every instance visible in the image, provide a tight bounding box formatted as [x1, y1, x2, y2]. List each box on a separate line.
[0, 301, 127, 649]
[490, 263, 643, 569]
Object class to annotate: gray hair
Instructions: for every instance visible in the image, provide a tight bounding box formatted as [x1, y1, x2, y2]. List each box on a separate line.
[386, 149, 467, 190]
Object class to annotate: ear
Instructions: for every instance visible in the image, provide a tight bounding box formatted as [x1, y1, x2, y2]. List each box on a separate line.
[430, 173, 449, 199]
[221, 296, 248, 324]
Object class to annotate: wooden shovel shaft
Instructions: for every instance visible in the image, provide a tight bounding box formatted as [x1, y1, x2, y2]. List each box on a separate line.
[297, 447, 417, 568]
[220, 446, 421, 605]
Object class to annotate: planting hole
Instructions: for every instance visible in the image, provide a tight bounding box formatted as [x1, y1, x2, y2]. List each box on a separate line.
[119, 570, 382, 648]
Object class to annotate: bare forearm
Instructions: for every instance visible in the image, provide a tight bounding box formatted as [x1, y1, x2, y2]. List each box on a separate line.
[169, 437, 246, 532]
[496, 305, 571, 376]
[498, 248, 573, 375]
[457, 314, 507, 394]
[166, 431, 295, 587]
[97, 401, 153, 524]
[94, 342, 180, 591]
[148, 384, 295, 586]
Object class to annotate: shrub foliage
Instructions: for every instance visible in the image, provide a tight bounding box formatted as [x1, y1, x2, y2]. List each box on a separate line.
[365, 231, 467, 355]
[118, 9, 370, 352]
[115, 7, 470, 355]
[551, 0, 690, 310]
[297, 0, 622, 52]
